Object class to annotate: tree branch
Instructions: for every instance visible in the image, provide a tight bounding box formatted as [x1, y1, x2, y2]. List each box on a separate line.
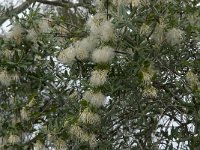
[0, 0, 35, 26]
[36, 0, 92, 8]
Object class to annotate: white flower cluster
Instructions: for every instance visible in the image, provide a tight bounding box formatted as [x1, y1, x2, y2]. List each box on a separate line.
[58, 46, 76, 64]
[0, 70, 19, 86]
[2, 49, 14, 59]
[92, 46, 115, 64]
[8, 135, 20, 144]
[70, 125, 97, 147]
[0, 136, 7, 146]
[143, 86, 157, 98]
[87, 13, 115, 42]
[89, 134, 98, 149]
[58, 35, 98, 64]
[122, 0, 150, 7]
[34, 140, 44, 150]
[186, 71, 200, 89]
[90, 69, 108, 86]
[54, 138, 66, 150]
[8, 23, 23, 43]
[140, 23, 150, 36]
[21, 107, 29, 120]
[151, 21, 165, 45]
[70, 125, 89, 142]
[83, 91, 105, 107]
[79, 108, 101, 125]
[142, 70, 154, 86]
[26, 29, 37, 42]
[38, 19, 51, 33]
[166, 28, 184, 46]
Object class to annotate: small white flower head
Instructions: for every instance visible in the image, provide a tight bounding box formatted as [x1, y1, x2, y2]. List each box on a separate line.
[166, 28, 184, 46]
[90, 69, 108, 86]
[74, 40, 90, 60]
[8, 23, 23, 43]
[54, 138, 66, 150]
[47, 133, 55, 142]
[95, 0, 104, 11]
[188, 13, 200, 26]
[143, 86, 157, 98]
[83, 91, 105, 107]
[70, 125, 89, 142]
[151, 20, 166, 45]
[87, 13, 107, 35]
[77, 36, 98, 52]
[79, 108, 101, 125]
[21, 107, 29, 120]
[92, 46, 115, 63]
[100, 21, 115, 42]
[26, 29, 37, 42]
[10, 73, 19, 82]
[131, 0, 141, 7]
[8, 134, 20, 144]
[2, 49, 14, 59]
[0, 70, 12, 86]
[88, 134, 98, 149]
[142, 71, 152, 85]
[38, 19, 50, 33]
[140, 23, 150, 36]
[0, 136, 8, 145]
[186, 71, 200, 88]
[34, 140, 44, 150]
[58, 46, 76, 64]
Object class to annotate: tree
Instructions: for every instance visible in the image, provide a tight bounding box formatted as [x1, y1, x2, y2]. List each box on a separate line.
[0, 0, 199, 149]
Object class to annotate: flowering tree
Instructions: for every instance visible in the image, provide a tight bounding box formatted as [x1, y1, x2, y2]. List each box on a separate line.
[0, 0, 200, 149]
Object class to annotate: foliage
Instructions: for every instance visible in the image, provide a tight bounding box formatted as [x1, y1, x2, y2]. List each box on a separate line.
[0, 0, 200, 149]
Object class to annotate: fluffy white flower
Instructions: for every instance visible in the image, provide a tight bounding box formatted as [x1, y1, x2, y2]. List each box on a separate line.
[90, 70, 108, 86]
[78, 36, 98, 52]
[70, 125, 89, 142]
[143, 86, 157, 98]
[186, 71, 200, 88]
[38, 19, 50, 33]
[87, 13, 107, 35]
[83, 91, 105, 107]
[8, 135, 20, 144]
[166, 28, 184, 45]
[34, 140, 44, 150]
[0, 136, 8, 145]
[92, 46, 115, 63]
[123, 0, 141, 6]
[151, 21, 166, 45]
[100, 21, 115, 42]
[131, 0, 141, 6]
[142, 71, 152, 85]
[8, 24, 23, 43]
[74, 38, 93, 60]
[21, 107, 29, 120]
[140, 23, 150, 36]
[79, 108, 101, 125]
[26, 29, 37, 42]
[2, 49, 14, 59]
[75, 46, 89, 60]
[55, 138, 66, 150]
[58, 46, 76, 64]
[0, 71, 19, 86]
[89, 134, 98, 149]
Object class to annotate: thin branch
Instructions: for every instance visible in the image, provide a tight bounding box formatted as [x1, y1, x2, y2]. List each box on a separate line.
[0, 0, 35, 26]
[36, 0, 92, 9]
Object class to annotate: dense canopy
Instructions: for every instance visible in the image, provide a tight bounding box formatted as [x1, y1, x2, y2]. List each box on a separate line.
[0, 0, 200, 149]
